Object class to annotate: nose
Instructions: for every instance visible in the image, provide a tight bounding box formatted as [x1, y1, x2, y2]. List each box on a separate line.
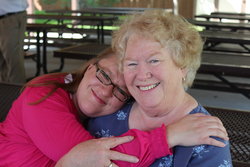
[100, 84, 113, 97]
[136, 64, 152, 81]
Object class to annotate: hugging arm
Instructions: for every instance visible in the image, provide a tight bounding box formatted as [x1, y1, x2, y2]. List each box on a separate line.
[26, 87, 227, 167]
[58, 114, 228, 167]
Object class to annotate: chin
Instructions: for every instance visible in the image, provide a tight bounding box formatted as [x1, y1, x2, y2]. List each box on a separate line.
[139, 99, 159, 108]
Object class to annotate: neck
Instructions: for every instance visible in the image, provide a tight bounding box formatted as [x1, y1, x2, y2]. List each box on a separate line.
[129, 93, 197, 131]
[72, 93, 88, 120]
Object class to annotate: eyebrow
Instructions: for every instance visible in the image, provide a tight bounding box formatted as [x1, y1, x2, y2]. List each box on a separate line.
[124, 51, 162, 61]
[98, 63, 113, 76]
[101, 65, 128, 89]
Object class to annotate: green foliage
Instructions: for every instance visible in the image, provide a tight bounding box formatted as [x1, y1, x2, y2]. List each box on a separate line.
[79, 0, 121, 7]
[40, 0, 58, 5]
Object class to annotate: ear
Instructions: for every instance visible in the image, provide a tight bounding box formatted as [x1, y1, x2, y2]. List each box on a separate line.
[87, 64, 95, 70]
[181, 68, 188, 78]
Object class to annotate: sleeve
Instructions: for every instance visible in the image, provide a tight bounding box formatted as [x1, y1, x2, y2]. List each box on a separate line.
[22, 87, 171, 165]
[114, 125, 172, 167]
[22, 86, 94, 161]
[189, 137, 233, 167]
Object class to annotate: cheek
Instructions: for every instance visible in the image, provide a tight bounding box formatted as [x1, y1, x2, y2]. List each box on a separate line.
[99, 101, 124, 116]
[123, 70, 134, 85]
[111, 101, 124, 111]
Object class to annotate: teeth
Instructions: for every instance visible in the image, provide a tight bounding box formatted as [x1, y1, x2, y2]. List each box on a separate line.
[139, 82, 160, 91]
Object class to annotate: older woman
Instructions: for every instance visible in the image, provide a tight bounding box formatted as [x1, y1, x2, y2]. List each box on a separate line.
[89, 10, 232, 167]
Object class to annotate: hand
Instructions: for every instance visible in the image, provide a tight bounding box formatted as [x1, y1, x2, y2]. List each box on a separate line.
[167, 113, 229, 148]
[55, 136, 139, 167]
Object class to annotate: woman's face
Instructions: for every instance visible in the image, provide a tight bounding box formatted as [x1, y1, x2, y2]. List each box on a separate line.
[123, 34, 186, 112]
[75, 55, 129, 117]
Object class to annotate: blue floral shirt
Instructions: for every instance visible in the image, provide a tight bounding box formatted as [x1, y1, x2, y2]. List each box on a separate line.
[88, 102, 232, 167]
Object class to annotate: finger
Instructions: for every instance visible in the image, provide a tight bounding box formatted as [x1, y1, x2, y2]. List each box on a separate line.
[202, 121, 228, 136]
[196, 117, 227, 135]
[203, 138, 227, 148]
[204, 116, 224, 126]
[207, 128, 229, 140]
[109, 150, 139, 163]
[112, 162, 119, 167]
[106, 136, 134, 148]
[191, 113, 207, 117]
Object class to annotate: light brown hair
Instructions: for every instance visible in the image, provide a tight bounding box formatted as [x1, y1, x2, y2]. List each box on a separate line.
[25, 47, 114, 104]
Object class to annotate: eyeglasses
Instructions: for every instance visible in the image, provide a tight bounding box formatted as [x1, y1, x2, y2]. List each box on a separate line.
[95, 63, 130, 102]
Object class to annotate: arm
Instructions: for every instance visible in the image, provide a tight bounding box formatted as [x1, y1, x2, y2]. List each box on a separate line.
[113, 125, 170, 167]
[22, 86, 169, 166]
[113, 114, 229, 167]
[23, 87, 228, 167]
[167, 113, 229, 147]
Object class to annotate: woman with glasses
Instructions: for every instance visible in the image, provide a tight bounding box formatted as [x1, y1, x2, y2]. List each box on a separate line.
[0, 47, 228, 167]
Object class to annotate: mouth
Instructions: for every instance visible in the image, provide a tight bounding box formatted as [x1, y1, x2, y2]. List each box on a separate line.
[137, 82, 160, 91]
[91, 89, 106, 105]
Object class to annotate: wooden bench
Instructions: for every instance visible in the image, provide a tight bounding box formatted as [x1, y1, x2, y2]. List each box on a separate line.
[200, 30, 250, 54]
[195, 14, 250, 22]
[0, 83, 22, 122]
[205, 106, 250, 167]
[211, 12, 250, 17]
[46, 7, 172, 17]
[53, 43, 110, 72]
[193, 51, 250, 98]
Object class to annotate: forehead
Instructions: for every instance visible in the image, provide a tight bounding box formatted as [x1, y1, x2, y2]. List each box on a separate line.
[98, 56, 126, 84]
[125, 35, 163, 59]
[98, 55, 118, 70]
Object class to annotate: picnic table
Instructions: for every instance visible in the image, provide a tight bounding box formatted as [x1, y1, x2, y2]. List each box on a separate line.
[53, 43, 110, 71]
[195, 14, 250, 22]
[188, 19, 250, 31]
[27, 14, 118, 44]
[211, 12, 250, 16]
[26, 23, 66, 75]
[196, 51, 250, 98]
[200, 30, 250, 53]
[206, 106, 250, 167]
[46, 7, 172, 16]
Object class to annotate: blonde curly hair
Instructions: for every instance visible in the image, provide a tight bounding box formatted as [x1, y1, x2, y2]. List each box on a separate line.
[112, 9, 203, 90]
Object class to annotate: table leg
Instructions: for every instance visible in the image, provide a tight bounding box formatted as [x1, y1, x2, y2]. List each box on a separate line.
[42, 29, 48, 74]
[101, 20, 104, 44]
[35, 30, 41, 76]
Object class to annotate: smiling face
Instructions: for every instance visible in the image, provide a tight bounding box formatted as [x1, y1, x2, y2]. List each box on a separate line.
[74, 55, 129, 117]
[123, 34, 186, 113]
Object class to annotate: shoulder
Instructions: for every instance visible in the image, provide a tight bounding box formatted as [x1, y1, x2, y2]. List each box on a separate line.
[21, 74, 71, 106]
[190, 104, 210, 115]
[88, 102, 134, 137]
[190, 140, 232, 166]
[92, 101, 134, 120]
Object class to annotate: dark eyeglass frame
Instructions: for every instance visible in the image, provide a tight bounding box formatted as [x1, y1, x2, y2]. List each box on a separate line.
[95, 63, 130, 102]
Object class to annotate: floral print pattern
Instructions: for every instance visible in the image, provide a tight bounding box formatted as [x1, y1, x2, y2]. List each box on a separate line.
[89, 103, 232, 167]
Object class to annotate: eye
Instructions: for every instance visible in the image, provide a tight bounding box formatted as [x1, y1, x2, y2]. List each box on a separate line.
[127, 62, 138, 66]
[124, 61, 138, 68]
[149, 59, 160, 64]
[100, 70, 111, 83]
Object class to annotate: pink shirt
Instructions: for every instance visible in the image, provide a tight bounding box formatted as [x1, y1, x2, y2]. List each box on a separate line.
[0, 76, 171, 166]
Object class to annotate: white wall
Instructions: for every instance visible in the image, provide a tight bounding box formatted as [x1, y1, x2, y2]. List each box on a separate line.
[196, 0, 216, 15]
[195, 0, 250, 15]
[218, 0, 242, 12]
